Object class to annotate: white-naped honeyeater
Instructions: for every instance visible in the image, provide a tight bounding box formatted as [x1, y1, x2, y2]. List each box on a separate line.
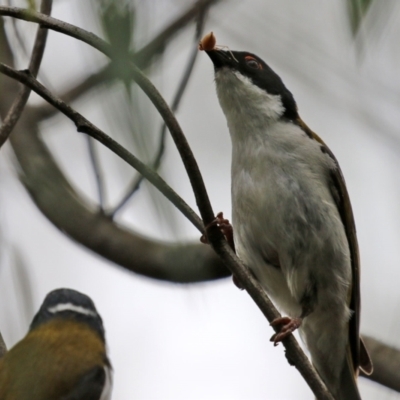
[204, 47, 373, 399]
[0, 288, 112, 400]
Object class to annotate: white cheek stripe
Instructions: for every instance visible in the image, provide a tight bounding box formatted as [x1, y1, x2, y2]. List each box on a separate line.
[48, 303, 97, 317]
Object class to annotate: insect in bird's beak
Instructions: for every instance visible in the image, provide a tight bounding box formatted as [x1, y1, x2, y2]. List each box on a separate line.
[198, 32, 238, 62]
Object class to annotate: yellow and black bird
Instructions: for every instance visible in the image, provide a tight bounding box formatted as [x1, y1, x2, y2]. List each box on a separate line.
[0, 288, 112, 400]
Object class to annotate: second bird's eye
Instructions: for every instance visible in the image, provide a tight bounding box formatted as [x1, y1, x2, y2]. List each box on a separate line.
[246, 58, 261, 69]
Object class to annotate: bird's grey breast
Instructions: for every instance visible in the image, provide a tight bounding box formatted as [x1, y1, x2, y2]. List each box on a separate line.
[230, 121, 350, 311]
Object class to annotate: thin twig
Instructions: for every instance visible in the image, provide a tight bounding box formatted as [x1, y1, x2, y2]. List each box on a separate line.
[0, 7, 111, 55]
[0, 63, 203, 233]
[6, 0, 30, 62]
[86, 136, 106, 212]
[110, 7, 208, 217]
[0, 0, 52, 148]
[0, 10, 334, 399]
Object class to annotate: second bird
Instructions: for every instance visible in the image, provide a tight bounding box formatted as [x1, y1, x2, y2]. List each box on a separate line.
[0, 288, 111, 400]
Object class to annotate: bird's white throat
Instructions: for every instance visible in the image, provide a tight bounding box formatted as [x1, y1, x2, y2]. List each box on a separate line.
[215, 68, 285, 125]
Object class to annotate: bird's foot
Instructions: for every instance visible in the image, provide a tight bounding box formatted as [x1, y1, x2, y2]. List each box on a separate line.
[200, 212, 235, 251]
[270, 317, 302, 346]
[200, 212, 242, 289]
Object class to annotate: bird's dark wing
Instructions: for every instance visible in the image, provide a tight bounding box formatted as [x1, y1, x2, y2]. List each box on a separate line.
[327, 152, 361, 371]
[61, 365, 111, 400]
[296, 118, 372, 375]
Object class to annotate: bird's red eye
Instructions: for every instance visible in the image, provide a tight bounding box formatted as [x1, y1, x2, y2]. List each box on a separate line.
[245, 56, 262, 69]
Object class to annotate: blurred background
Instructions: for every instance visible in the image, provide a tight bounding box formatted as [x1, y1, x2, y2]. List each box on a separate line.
[0, 0, 400, 398]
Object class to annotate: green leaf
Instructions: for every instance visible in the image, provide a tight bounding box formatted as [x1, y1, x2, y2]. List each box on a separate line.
[347, 0, 374, 35]
[25, 0, 37, 11]
[98, 0, 135, 92]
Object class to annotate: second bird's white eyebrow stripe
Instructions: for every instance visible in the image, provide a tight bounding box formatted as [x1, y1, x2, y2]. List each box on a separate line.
[48, 303, 97, 317]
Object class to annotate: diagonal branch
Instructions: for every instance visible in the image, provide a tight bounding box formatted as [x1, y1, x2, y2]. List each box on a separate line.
[0, 0, 52, 148]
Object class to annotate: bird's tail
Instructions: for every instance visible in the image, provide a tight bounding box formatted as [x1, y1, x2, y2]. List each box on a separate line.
[333, 353, 361, 400]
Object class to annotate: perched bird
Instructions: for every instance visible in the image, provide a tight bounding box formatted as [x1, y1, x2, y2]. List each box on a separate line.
[0, 288, 112, 400]
[204, 46, 372, 399]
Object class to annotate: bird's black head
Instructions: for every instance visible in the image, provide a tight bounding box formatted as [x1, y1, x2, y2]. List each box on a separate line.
[30, 288, 105, 342]
[206, 50, 298, 121]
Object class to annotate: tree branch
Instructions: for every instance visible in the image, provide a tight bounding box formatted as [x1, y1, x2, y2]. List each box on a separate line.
[0, 0, 52, 148]
[361, 336, 400, 392]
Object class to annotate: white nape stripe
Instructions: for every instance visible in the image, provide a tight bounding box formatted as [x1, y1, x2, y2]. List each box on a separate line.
[48, 303, 97, 317]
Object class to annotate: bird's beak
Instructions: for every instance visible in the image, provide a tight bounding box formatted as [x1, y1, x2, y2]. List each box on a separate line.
[205, 50, 236, 69]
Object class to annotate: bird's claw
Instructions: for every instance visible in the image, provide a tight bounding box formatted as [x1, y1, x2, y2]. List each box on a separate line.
[200, 212, 235, 251]
[270, 317, 302, 346]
